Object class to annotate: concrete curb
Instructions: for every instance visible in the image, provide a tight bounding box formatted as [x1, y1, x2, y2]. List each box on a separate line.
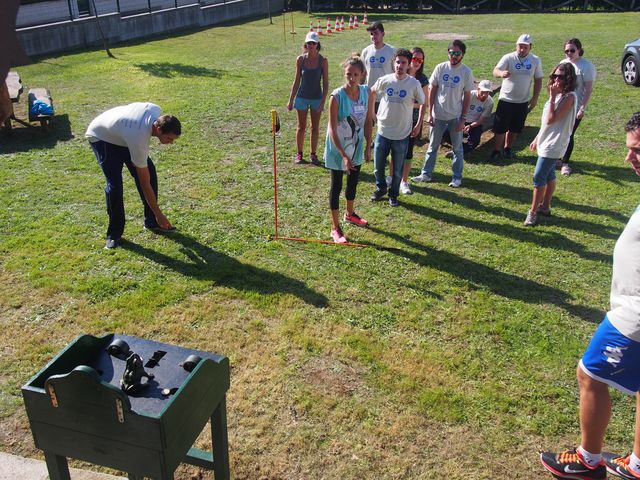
[0, 452, 126, 480]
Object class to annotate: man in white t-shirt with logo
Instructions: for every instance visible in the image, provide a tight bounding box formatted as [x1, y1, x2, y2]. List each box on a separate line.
[361, 21, 395, 107]
[540, 114, 640, 480]
[369, 49, 425, 207]
[445, 80, 494, 157]
[489, 34, 543, 161]
[412, 40, 474, 188]
[86, 102, 181, 249]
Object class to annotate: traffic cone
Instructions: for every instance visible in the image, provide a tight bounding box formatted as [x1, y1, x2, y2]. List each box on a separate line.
[363, 12, 368, 25]
[309, 21, 314, 32]
[326, 18, 332, 35]
[341, 16, 345, 31]
[335, 16, 340, 32]
[348, 15, 353, 30]
[354, 15, 359, 28]
[316, 18, 323, 35]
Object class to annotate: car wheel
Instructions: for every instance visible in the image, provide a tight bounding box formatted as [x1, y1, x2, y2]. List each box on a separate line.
[623, 55, 640, 86]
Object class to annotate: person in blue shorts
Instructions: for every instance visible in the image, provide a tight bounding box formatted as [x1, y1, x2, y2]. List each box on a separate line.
[540, 112, 640, 480]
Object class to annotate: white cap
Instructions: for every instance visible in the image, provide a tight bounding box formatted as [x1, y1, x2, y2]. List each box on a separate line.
[478, 80, 493, 92]
[516, 33, 532, 45]
[305, 31, 319, 43]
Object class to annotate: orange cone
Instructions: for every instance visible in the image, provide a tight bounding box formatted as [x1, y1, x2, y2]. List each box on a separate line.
[341, 16, 345, 31]
[335, 16, 340, 32]
[316, 18, 323, 35]
[354, 15, 359, 28]
[326, 18, 332, 35]
[309, 21, 314, 32]
[363, 13, 368, 25]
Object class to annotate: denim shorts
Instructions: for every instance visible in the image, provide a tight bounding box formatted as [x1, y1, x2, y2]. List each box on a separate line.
[294, 96, 322, 111]
[580, 315, 640, 395]
[532, 156, 557, 187]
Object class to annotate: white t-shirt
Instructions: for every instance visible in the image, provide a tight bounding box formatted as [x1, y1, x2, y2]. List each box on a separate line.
[373, 73, 425, 140]
[361, 43, 395, 88]
[429, 61, 475, 121]
[86, 102, 161, 168]
[536, 92, 577, 159]
[467, 91, 494, 125]
[609, 206, 640, 341]
[496, 52, 543, 104]
[561, 57, 596, 109]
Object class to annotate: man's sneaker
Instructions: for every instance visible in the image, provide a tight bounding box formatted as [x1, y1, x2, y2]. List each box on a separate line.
[295, 153, 306, 164]
[537, 204, 552, 217]
[400, 181, 412, 195]
[540, 449, 606, 480]
[310, 153, 321, 166]
[524, 210, 538, 227]
[385, 175, 392, 187]
[104, 238, 119, 249]
[411, 173, 431, 183]
[503, 147, 514, 159]
[488, 150, 501, 161]
[603, 452, 640, 479]
[561, 163, 572, 175]
[389, 197, 399, 207]
[449, 179, 461, 188]
[344, 212, 368, 227]
[445, 151, 454, 159]
[370, 189, 387, 201]
[331, 228, 348, 244]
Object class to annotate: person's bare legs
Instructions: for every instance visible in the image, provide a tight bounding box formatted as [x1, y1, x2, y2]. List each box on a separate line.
[330, 209, 340, 231]
[540, 179, 556, 211]
[530, 185, 547, 213]
[578, 366, 612, 454]
[296, 109, 308, 155]
[505, 131, 518, 149]
[492, 132, 505, 153]
[310, 108, 322, 156]
[346, 199, 355, 216]
[402, 161, 411, 183]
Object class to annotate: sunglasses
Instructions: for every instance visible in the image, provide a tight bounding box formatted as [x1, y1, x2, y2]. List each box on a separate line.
[550, 73, 564, 79]
[411, 57, 424, 64]
[565, 48, 576, 54]
[448, 50, 462, 56]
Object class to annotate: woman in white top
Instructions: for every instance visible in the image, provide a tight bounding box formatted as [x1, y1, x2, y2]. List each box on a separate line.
[560, 38, 596, 175]
[524, 62, 577, 227]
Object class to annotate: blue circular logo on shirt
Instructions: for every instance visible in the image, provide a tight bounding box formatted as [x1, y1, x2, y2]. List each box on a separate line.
[443, 74, 450, 81]
[515, 63, 522, 70]
[386, 88, 394, 97]
[399, 90, 407, 98]
[453, 76, 460, 83]
[526, 64, 532, 70]
[380, 56, 386, 64]
[370, 57, 376, 63]
[477, 106, 484, 112]
[470, 105, 476, 111]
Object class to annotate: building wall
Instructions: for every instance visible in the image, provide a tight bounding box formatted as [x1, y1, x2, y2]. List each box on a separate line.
[17, 0, 284, 57]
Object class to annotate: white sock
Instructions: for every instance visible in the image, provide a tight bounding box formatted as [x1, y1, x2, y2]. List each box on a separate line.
[628, 452, 640, 474]
[577, 446, 602, 467]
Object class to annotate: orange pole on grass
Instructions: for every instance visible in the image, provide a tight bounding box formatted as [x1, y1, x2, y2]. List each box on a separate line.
[271, 109, 280, 239]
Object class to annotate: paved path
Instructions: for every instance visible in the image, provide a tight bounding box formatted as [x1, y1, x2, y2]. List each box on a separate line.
[0, 452, 126, 480]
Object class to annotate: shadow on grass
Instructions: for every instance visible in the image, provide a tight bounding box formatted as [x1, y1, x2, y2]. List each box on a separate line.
[119, 232, 328, 307]
[133, 62, 224, 78]
[368, 225, 603, 322]
[0, 114, 73, 154]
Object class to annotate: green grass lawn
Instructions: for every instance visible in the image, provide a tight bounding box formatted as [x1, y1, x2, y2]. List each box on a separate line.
[2, 10, 640, 479]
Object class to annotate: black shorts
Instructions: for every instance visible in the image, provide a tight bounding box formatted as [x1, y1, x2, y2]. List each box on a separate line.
[493, 100, 529, 134]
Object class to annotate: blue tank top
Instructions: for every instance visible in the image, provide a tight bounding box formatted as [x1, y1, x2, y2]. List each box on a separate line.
[297, 55, 323, 100]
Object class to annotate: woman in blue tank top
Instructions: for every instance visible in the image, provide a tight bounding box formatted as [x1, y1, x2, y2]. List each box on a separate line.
[287, 31, 329, 165]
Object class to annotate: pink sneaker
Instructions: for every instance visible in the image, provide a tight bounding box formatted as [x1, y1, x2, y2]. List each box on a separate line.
[561, 163, 572, 175]
[331, 228, 348, 244]
[344, 212, 368, 227]
[295, 153, 306, 164]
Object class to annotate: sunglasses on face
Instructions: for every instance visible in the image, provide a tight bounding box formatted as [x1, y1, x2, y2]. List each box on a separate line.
[411, 57, 424, 64]
[448, 50, 462, 56]
[565, 49, 576, 54]
[550, 73, 564, 79]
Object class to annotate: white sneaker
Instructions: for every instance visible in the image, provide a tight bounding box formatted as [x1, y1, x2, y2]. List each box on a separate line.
[412, 173, 431, 183]
[400, 181, 412, 195]
[385, 175, 392, 187]
[448, 179, 461, 188]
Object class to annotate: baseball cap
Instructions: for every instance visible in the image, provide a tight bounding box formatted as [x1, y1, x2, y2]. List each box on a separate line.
[366, 21, 384, 33]
[516, 34, 532, 45]
[305, 31, 319, 43]
[478, 80, 493, 92]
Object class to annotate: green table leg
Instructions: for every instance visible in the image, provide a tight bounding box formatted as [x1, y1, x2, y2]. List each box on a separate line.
[43, 451, 70, 480]
[211, 396, 230, 480]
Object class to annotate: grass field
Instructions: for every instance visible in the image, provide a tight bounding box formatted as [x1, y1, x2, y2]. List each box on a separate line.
[2, 9, 640, 479]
